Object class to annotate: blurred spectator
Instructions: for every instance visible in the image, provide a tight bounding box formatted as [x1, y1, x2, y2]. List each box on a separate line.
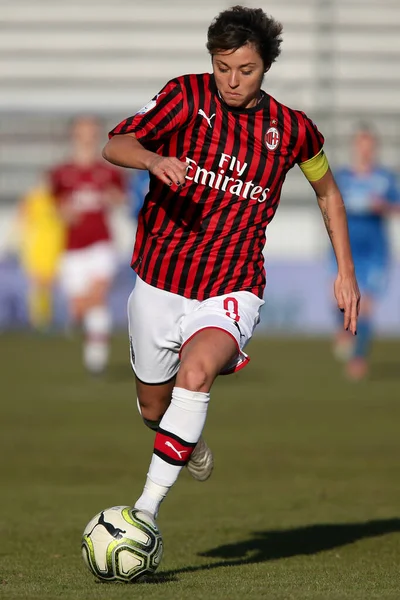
[48, 115, 127, 374]
[17, 181, 65, 332]
[332, 125, 400, 380]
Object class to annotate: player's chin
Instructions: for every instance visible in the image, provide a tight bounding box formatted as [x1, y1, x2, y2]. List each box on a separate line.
[222, 93, 245, 107]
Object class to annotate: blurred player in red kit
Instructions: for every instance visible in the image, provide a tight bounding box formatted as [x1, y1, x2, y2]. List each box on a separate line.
[103, 6, 360, 520]
[49, 116, 126, 374]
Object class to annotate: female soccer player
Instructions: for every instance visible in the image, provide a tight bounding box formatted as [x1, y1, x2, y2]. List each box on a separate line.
[103, 5, 360, 518]
[49, 116, 126, 374]
[18, 181, 65, 332]
[332, 125, 400, 380]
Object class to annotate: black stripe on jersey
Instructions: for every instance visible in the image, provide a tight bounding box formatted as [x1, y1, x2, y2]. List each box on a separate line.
[222, 111, 266, 295]
[264, 99, 285, 209]
[189, 109, 244, 295]
[304, 118, 317, 159]
[136, 78, 198, 281]
[156, 75, 217, 291]
[209, 112, 257, 296]
[113, 83, 183, 140]
[139, 187, 185, 279]
[283, 109, 300, 172]
[175, 83, 221, 290]
[150, 99, 183, 135]
[231, 96, 287, 293]
[116, 115, 134, 135]
[149, 76, 204, 285]
[131, 178, 159, 271]
[181, 75, 196, 127]
[233, 232, 264, 294]
[188, 83, 246, 295]
[137, 85, 182, 129]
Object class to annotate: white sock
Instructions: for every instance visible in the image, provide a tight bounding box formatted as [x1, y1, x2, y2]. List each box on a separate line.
[134, 387, 210, 517]
[83, 306, 111, 373]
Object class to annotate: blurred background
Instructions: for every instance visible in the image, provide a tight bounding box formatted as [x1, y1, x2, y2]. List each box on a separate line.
[0, 0, 399, 335]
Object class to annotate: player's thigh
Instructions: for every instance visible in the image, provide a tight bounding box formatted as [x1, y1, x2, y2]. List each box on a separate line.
[59, 249, 90, 318]
[177, 328, 238, 391]
[86, 278, 112, 307]
[85, 242, 117, 302]
[180, 290, 264, 377]
[127, 276, 185, 385]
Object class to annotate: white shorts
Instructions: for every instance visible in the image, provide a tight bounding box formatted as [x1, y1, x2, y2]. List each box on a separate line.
[59, 242, 117, 298]
[127, 275, 264, 384]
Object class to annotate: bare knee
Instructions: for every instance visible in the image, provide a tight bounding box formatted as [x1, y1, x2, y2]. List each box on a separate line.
[70, 297, 87, 322]
[139, 403, 166, 423]
[177, 329, 238, 391]
[136, 377, 174, 422]
[176, 362, 211, 392]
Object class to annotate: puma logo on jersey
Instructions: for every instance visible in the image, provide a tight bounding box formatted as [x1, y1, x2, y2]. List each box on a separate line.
[198, 109, 216, 128]
[165, 441, 188, 459]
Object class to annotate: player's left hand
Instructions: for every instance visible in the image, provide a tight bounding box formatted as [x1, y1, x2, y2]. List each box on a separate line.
[334, 271, 360, 335]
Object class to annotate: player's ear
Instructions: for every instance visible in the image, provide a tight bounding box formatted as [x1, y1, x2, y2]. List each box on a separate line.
[264, 64, 271, 74]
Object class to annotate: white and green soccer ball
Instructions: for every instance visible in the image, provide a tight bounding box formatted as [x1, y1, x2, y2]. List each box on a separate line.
[81, 506, 163, 582]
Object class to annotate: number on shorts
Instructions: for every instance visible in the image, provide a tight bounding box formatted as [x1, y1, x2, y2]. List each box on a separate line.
[223, 297, 240, 322]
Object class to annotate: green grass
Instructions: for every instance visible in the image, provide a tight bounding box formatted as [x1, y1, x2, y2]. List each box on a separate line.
[0, 333, 400, 599]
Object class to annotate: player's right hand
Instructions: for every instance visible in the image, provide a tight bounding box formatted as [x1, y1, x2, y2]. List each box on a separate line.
[147, 155, 188, 187]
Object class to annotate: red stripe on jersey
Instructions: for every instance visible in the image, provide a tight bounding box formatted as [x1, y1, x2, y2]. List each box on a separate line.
[297, 111, 325, 163]
[154, 76, 207, 289]
[109, 73, 324, 300]
[180, 93, 238, 293]
[141, 76, 200, 285]
[48, 161, 125, 250]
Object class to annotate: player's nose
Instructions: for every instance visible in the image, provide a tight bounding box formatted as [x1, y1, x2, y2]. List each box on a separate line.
[228, 73, 239, 88]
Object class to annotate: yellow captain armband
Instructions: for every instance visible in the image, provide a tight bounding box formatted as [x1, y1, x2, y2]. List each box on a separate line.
[299, 149, 329, 182]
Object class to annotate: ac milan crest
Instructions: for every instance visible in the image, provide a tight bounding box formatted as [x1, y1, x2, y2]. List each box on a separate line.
[265, 126, 280, 151]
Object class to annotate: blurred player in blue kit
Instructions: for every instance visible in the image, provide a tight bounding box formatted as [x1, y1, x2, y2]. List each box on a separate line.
[128, 170, 149, 225]
[333, 125, 400, 380]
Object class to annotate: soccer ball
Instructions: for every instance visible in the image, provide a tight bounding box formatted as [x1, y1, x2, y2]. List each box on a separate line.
[81, 506, 163, 582]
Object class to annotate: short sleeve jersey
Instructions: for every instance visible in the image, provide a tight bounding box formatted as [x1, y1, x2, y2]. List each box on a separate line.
[49, 161, 125, 250]
[335, 166, 400, 261]
[110, 73, 324, 299]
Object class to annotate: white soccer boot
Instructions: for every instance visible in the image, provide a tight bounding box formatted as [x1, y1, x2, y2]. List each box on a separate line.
[186, 436, 214, 481]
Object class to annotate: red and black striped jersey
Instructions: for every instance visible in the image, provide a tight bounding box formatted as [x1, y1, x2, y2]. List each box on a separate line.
[109, 73, 324, 300]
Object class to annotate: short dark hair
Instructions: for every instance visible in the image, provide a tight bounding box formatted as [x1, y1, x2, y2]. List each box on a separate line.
[206, 5, 283, 69]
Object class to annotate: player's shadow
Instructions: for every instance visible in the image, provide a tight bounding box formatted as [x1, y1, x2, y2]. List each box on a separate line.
[154, 518, 400, 580]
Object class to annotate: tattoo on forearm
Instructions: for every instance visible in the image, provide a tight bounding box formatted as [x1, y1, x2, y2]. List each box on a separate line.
[320, 201, 334, 239]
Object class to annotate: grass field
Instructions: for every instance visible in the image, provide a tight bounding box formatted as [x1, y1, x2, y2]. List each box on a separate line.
[1, 333, 400, 600]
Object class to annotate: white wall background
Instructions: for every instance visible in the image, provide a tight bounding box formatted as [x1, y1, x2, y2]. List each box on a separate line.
[1, 0, 400, 260]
